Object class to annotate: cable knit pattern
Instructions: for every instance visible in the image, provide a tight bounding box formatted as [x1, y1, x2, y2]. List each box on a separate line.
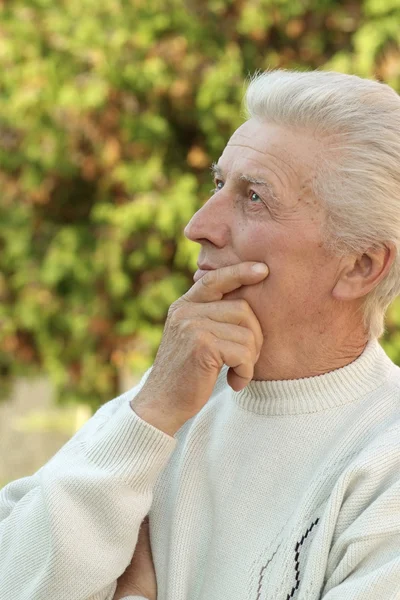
[1, 339, 400, 599]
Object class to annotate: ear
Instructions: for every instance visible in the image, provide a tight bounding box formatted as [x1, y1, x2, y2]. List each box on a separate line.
[332, 243, 397, 302]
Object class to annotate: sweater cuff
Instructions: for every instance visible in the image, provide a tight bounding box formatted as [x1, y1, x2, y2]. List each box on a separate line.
[84, 398, 177, 487]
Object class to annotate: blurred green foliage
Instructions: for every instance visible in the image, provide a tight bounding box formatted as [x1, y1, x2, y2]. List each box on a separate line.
[0, 0, 400, 410]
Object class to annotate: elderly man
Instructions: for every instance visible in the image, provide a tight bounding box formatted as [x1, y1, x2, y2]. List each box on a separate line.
[1, 69, 400, 600]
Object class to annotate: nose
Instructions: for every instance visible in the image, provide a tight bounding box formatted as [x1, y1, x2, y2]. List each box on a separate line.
[183, 192, 231, 247]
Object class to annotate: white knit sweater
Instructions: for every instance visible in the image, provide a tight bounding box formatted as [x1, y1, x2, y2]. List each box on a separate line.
[1, 338, 400, 600]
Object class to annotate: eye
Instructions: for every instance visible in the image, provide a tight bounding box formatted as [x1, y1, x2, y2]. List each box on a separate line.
[249, 190, 262, 203]
[211, 179, 224, 193]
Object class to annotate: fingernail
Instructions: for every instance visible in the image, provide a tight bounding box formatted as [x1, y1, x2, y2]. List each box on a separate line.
[252, 263, 269, 274]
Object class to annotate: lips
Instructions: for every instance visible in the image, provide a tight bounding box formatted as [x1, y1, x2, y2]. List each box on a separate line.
[194, 262, 217, 282]
[197, 263, 217, 271]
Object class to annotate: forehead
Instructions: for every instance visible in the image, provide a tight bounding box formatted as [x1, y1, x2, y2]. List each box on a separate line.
[228, 118, 291, 150]
[225, 118, 313, 166]
[219, 119, 325, 217]
[223, 119, 320, 189]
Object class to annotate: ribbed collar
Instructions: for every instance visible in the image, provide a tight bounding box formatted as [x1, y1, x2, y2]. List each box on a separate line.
[231, 339, 395, 416]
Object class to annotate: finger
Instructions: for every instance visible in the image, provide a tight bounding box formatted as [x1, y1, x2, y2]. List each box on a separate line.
[182, 262, 269, 304]
[192, 320, 259, 361]
[187, 300, 264, 356]
[216, 339, 255, 390]
[227, 366, 252, 392]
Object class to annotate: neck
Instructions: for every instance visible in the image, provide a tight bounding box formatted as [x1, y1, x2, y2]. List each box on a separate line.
[253, 320, 368, 382]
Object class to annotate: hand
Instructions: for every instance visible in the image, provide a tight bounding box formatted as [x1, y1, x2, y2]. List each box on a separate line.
[131, 262, 269, 437]
[113, 516, 157, 600]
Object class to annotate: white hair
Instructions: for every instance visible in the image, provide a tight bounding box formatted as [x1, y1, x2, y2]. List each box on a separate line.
[245, 69, 400, 340]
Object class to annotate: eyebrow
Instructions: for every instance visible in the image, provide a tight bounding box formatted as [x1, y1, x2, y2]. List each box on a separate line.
[211, 162, 281, 207]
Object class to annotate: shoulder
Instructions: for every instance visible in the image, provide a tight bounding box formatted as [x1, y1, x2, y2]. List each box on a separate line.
[353, 419, 400, 479]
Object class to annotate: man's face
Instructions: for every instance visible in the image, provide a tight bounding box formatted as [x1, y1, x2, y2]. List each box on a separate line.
[184, 118, 341, 337]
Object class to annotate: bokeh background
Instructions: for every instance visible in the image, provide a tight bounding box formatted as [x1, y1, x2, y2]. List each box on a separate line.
[1, 0, 400, 485]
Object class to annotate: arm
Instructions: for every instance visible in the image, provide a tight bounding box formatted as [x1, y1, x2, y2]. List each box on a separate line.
[321, 427, 400, 599]
[322, 526, 400, 599]
[0, 370, 177, 600]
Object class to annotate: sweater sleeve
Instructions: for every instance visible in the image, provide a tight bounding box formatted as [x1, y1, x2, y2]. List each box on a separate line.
[321, 424, 400, 599]
[0, 368, 177, 600]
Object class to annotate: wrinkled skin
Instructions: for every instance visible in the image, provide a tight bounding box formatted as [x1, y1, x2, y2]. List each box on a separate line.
[184, 118, 395, 379]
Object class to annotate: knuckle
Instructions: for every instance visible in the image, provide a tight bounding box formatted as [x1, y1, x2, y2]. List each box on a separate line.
[194, 328, 211, 345]
[178, 318, 192, 333]
[168, 300, 181, 317]
[167, 309, 180, 326]
[168, 301, 190, 321]
[193, 330, 215, 356]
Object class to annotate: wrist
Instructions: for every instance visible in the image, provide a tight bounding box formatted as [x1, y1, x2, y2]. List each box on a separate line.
[130, 396, 183, 437]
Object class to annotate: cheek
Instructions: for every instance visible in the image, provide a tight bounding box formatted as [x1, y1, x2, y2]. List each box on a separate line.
[234, 224, 275, 262]
[230, 227, 294, 299]
[231, 223, 327, 301]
